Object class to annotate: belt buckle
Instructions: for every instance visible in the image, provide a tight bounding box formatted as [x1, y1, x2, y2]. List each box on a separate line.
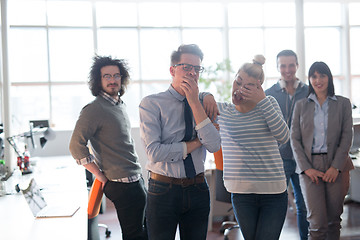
[181, 178, 193, 187]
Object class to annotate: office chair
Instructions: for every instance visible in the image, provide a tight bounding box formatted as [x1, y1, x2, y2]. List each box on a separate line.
[213, 148, 240, 240]
[86, 170, 111, 239]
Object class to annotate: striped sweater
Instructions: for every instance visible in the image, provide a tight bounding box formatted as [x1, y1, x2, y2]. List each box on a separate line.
[217, 96, 289, 194]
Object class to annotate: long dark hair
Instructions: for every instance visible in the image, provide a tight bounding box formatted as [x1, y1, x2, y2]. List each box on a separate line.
[307, 61, 335, 97]
[88, 55, 130, 97]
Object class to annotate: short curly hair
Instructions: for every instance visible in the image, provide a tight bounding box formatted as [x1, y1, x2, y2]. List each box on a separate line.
[88, 55, 130, 97]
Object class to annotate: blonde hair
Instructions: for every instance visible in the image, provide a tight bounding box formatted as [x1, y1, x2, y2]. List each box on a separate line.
[237, 55, 266, 84]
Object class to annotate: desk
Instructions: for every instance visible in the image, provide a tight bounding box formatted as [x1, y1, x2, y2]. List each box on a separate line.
[349, 152, 360, 202]
[0, 156, 88, 240]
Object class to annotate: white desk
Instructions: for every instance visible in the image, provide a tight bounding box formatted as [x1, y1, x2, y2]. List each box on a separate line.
[0, 156, 88, 240]
[349, 153, 360, 202]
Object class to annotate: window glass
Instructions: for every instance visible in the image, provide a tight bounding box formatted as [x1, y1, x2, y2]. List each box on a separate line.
[182, 29, 223, 68]
[181, 2, 223, 27]
[8, 0, 46, 25]
[229, 29, 264, 72]
[9, 28, 48, 82]
[228, 3, 263, 27]
[122, 83, 141, 128]
[11, 86, 50, 132]
[264, 28, 296, 78]
[263, 78, 278, 91]
[51, 85, 94, 130]
[352, 78, 360, 107]
[350, 28, 360, 75]
[47, 1, 92, 26]
[139, 2, 180, 27]
[263, 3, 295, 27]
[333, 77, 343, 97]
[48, 28, 94, 82]
[304, 28, 341, 75]
[96, 2, 137, 27]
[139, 29, 181, 80]
[304, 3, 341, 26]
[97, 29, 140, 80]
[142, 82, 171, 99]
[349, 3, 360, 25]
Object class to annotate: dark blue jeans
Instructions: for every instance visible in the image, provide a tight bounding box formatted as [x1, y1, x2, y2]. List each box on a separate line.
[103, 178, 147, 240]
[232, 191, 288, 240]
[146, 178, 210, 240]
[283, 158, 309, 240]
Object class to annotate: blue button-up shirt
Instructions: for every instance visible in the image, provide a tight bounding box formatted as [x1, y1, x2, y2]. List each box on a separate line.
[139, 85, 221, 178]
[309, 93, 337, 153]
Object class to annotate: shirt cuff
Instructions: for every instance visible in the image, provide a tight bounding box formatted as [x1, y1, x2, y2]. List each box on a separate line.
[195, 117, 211, 131]
[182, 142, 188, 159]
[76, 154, 95, 165]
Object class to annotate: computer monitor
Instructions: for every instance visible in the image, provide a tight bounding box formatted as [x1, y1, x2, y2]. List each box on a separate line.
[29, 120, 49, 128]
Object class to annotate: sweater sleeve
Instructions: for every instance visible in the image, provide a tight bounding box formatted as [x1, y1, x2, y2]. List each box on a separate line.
[257, 96, 290, 145]
[69, 103, 101, 165]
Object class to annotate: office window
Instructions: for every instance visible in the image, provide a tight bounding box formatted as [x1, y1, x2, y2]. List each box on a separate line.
[140, 29, 181, 80]
[96, 2, 138, 27]
[48, 29, 94, 82]
[263, 3, 295, 27]
[350, 28, 360, 76]
[182, 29, 223, 67]
[228, 3, 263, 27]
[122, 83, 143, 127]
[349, 3, 360, 25]
[47, 1, 93, 26]
[264, 28, 296, 78]
[51, 85, 93, 129]
[4, 0, 359, 131]
[228, 2, 296, 86]
[181, 3, 223, 27]
[352, 78, 360, 107]
[10, 86, 50, 132]
[304, 28, 341, 75]
[8, 28, 48, 83]
[139, 2, 181, 27]
[229, 29, 264, 72]
[97, 29, 140, 80]
[8, 1, 46, 25]
[304, 3, 342, 27]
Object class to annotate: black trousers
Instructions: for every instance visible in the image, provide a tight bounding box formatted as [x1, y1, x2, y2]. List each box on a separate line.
[103, 178, 148, 240]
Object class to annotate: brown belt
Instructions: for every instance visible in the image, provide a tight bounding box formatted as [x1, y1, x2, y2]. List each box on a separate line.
[149, 172, 205, 186]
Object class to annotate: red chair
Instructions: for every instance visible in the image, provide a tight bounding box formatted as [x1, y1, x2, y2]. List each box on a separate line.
[87, 173, 111, 239]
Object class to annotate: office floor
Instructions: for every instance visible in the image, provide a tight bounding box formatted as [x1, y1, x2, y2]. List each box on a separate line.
[97, 197, 360, 240]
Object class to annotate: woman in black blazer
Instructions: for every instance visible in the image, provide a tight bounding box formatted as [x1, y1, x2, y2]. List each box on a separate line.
[290, 61, 354, 240]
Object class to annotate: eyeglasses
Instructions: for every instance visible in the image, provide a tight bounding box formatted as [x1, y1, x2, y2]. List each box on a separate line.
[173, 63, 204, 73]
[102, 73, 122, 81]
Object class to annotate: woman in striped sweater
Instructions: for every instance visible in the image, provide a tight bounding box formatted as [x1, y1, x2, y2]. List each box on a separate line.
[217, 55, 290, 240]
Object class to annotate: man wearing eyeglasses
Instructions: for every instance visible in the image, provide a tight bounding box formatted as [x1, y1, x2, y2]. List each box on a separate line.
[265, 50, 309, 240]
[139, 44, 221, 240]
[69, 56, 147, 240]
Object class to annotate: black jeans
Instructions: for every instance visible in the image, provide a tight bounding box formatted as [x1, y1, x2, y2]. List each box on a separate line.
[103, 178, 147, 240]
[146, 178, 210, 240]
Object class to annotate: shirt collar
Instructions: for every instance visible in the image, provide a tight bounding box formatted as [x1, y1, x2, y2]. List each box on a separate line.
[308, 93, 337, 102]
[168, 85, 186, 102]
[278, 78, 300, 90]
[100, 91, 121, 106]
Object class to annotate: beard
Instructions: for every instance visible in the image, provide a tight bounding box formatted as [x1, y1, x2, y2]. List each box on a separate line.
[104, 83, 120, 97]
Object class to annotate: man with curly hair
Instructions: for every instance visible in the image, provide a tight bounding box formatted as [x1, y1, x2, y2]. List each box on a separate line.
[70, 55, 147, 240]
